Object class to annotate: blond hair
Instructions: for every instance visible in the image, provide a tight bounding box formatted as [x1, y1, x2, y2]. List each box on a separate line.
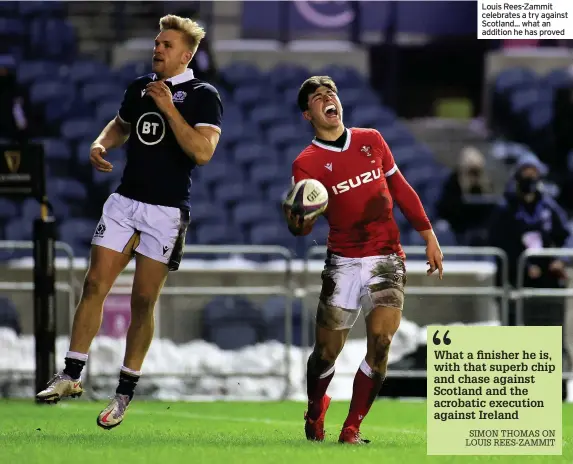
[159, 14, 205, 52]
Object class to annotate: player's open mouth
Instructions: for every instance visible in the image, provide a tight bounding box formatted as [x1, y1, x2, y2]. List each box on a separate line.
[153, 57, 163, 63]
[324, 104, 338, 118]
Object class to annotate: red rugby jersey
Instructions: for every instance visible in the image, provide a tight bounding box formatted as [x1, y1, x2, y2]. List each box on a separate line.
[292, 127, 405, 258]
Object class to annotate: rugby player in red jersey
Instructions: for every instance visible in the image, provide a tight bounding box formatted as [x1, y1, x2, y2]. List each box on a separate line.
[283, 76, 443, 444]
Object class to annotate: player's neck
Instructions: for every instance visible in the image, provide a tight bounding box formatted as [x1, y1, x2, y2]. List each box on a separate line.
[314, 125, 346, 142]
[156, 66, 189, 81]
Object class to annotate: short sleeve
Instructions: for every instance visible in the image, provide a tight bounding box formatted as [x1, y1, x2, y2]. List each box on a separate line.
[374, 130, 397, 178]
[188, 85, 223, 132]
[117, 83, 137, 125]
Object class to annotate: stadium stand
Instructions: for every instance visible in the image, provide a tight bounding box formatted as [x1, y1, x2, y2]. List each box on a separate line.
[0, 2, 571, 414]
[0, 1, 459, 267]
[489, 66, 572, 167]
[0, 3, 489, 352]
[488, 64, 573, 218]
[10, 4, 569, 364]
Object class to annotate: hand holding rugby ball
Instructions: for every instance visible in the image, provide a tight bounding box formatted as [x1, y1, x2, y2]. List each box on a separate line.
[283, 179, 329, 222]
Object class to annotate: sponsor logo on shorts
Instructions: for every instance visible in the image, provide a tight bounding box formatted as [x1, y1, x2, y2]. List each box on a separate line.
[94, 223, 106, 238]
[162, 245, 169, 255]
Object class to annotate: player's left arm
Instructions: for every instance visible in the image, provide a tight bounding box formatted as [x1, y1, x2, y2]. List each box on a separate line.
[376, 131, 444, 278]
[146, 81, 222, 165]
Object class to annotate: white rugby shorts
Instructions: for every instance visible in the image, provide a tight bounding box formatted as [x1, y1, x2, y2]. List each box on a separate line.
[91, 193, 189, 271]
[319, 252, 407, 313]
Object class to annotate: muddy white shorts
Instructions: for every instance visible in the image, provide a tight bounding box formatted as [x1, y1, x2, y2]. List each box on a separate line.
[317, 251, 407, 328]
[91, 193, 189, 271]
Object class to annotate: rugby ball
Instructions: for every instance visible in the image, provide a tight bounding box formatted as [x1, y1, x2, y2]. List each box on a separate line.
[283, 179, 329, 219]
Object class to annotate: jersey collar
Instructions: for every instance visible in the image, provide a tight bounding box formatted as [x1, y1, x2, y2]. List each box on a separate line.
[311, 128, 352, 152]
[151, 68, 195, 86]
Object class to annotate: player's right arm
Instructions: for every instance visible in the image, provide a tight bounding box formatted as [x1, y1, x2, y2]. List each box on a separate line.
[283, 159, 318, 236]
[89, 84, 134, 172]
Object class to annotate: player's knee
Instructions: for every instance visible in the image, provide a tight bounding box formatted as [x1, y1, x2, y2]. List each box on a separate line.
[375, 333, 393, 350]
[315, 343, 341, 364]
[81, 274, 109, 301]
[370, 333, 393, 369]
[308, 348, 334, 374]
[130, 292, 156, 315]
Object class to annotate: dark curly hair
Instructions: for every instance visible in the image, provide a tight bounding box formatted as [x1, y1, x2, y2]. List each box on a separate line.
[297, 76, 338, 112]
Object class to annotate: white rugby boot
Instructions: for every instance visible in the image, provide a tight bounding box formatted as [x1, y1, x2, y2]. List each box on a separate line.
[97, 394, 131, 430]
[35, 372, 84, 404]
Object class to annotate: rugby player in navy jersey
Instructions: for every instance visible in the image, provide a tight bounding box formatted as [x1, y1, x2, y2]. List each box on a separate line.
[36, 15, 223, 429]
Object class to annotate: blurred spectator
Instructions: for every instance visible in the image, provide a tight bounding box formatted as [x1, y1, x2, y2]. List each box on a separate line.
[436, 146, 493, 244]
[190, 31, 218, 84]
[488, 156, 572, 400]
[175, 8, 220, 85]
[0, 55, 31, 144]
[0, 297, 21, 336]
[487, 155, 570, 338]
[558, 151, 573, 215]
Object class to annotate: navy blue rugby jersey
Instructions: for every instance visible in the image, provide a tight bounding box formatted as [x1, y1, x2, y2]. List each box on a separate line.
[115, 68, 223, 210]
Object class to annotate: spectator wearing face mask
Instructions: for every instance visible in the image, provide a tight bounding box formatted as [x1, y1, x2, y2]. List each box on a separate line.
[488, 154, 570, 323]
[487, 155, 572, 398]
[436, 146, 494, 244]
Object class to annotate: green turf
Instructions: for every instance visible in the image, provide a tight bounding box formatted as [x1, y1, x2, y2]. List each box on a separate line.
[0, 399, 571, 463]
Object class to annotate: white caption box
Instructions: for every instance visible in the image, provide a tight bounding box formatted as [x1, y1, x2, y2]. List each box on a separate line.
[478, 0, 573, 39]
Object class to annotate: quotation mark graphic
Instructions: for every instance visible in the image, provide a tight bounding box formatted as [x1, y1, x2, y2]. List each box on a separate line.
[433, 330, 451, 346]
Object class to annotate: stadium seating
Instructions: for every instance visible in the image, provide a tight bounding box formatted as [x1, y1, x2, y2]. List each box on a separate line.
[489, 65, 572, 166]
[261, 295, 311, 347]
[0, 296, 21, 335]
[3, 5, 519, 352]
[201, 296, 265, 350]
[0, 7, 456, 264]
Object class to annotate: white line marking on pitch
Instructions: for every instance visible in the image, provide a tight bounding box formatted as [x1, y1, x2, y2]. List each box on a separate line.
[59, 404, 571, 446]
[60, 403, 424, 436]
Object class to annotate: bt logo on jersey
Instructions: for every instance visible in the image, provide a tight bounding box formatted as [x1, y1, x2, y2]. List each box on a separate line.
[331, 167, 381, 195]
[136, 112, 166, 146]
[142, 121, 160, 136]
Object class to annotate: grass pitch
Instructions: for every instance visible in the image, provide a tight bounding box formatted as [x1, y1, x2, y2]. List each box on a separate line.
[1, 399, 571, 463]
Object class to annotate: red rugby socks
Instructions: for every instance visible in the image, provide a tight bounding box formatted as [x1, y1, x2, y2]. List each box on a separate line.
[306, 352, 335, 420]
[343, 359, 384, 429]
